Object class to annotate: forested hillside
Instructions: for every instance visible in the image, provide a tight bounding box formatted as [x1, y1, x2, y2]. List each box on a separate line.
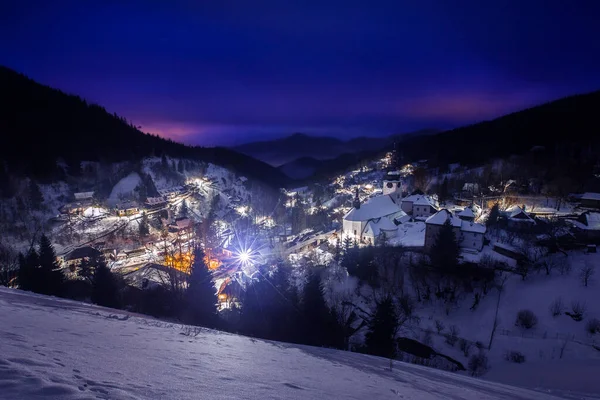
[0, 67, 289, 187]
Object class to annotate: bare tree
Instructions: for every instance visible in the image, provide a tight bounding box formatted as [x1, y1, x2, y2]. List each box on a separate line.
[580, 264, 595, 287]
[488, 273, 508, 350]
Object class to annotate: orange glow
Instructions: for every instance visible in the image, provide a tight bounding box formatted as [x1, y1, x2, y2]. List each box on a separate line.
[205, 255, 221, 271]
[164, 251, 194, 274]
[218, 294, 227, 301]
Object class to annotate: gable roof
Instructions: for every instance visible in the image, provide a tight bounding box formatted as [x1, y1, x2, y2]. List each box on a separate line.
[344, 194, 405, 222]
[425, 209, 461, 227]
[461, 220, 486, 234]
[364, 217, 398, 237]
[458, 207, 475, 218]
[505, 206, 535, 222]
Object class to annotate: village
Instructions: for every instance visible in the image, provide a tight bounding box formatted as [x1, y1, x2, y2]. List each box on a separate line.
[34, 147, 600, 318]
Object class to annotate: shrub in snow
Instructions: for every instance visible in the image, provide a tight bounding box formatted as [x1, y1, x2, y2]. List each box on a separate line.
[468, 352, 489, 377]
[445, 325, 459, 346]
[505, 350, 526, 364]
[580, 265, 595, 287]
[459, 338, 472, 357]
[475, 341, 484, 350]
[435, 319, 445, 334]
[585, 318, 600, 335]
[566, 301, 587, 322]
[515, 310, 538, 330]
[549, 297, 564, 317]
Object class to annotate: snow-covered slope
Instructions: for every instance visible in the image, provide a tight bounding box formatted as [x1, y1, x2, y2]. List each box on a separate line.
[0, 288, 575, 400]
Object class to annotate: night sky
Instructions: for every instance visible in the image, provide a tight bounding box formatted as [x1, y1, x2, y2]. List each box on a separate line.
[2, 1, 600, 146]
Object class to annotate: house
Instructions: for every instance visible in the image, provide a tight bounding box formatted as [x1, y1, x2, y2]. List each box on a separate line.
[462, 183, 480, 196]
[342, 192, 407, 242]
[59, 202, 87, 215]
[580, 193, 600, 209]
[401, 194, 438, 218]
[145, 196, 167, 208]
[457, 207, 475, 222]
[62, 246, 103, 267]
[217, 278, 244, 310]
[172, 217, 192, 232]
[424, 209, 486, 251]
[570, 211, 600, 242]
[74, 191, 94, 200]
[504, 205, 536, 228]
[115, 201, 139, 216]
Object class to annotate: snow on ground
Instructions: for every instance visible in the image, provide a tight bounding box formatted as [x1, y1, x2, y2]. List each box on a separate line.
[0, 288, 574, 400]
[108, 172, 141, 207]
[416, 250, 600, 396]
[389, 221, 426, 247]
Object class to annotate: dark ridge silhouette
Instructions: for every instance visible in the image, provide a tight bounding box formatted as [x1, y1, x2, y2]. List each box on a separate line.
[0, 66, 289, 187]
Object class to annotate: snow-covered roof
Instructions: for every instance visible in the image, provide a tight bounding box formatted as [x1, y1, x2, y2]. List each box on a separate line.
[74, 191, 94, 200]
[425, 209, 461, 227]
[364, 217, 398, 237]
[577, 212, 600, 230]
[146, 196, 166, 205]
[581, 192, 600, 201]
[402, 194, 436, 208]
[461, 220, 486, 234]
[505, 206, 535, 222]
[344, 195, 405, 222]
[458, 207, 475, 218]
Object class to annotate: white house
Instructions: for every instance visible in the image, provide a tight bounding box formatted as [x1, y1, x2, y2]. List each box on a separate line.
[342, 193, 407, 243]
[424, 209, 486, 251]
[457, 207, 475, 222]
[401, 194, 438, 218]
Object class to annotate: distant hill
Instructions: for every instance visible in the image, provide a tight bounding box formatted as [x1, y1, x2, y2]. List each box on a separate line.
[0, 66, 289, 187]
[394, 90, 600, 168]
[233, 130, 438, 167]
[290, 90, 600, 183]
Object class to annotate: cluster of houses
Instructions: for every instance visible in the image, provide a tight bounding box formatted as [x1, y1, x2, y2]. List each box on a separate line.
[58, 185, 193, 218]
[342, 174, 488, 251]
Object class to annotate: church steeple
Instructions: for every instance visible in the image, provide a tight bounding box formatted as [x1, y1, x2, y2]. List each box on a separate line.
[353, 187, 361, 209]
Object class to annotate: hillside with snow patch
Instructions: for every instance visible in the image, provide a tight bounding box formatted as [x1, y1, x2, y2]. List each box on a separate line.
[0, 288, 581, 400]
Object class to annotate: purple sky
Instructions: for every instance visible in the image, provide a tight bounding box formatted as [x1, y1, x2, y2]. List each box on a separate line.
[2, 1, 600, 146]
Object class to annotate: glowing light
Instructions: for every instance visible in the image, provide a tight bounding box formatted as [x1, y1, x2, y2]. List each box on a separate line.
[239, 251, 250, 263]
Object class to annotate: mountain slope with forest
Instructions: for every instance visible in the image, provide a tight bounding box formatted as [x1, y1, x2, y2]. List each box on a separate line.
[0, 66, 289, 187]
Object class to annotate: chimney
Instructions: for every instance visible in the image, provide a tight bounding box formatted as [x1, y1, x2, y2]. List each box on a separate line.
[353, 188, 361, 209]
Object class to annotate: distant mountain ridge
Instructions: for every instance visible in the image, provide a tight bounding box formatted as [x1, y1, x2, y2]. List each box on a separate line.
[0, 66, 289, 187]
[233, 130, 438, 167]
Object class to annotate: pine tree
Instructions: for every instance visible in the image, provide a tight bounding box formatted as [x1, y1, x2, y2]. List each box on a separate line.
[429, 220, 460, 272]
[171, 160, 177, 171]
[91, 262, 121, 308]
[365, 296, 399, 358]
[487, 203, 500, 227]
[38, 234, 64, 296]
[185, 247, 217, 327]
[177, 160, 184, 173]
[17, 249, 39, 292]
[28, 180, 44, 209]
[301, 272, 333, 346]
[161, 153, 168, 170]
[179, 200, 189, 218]
[139, 212, 150, 236]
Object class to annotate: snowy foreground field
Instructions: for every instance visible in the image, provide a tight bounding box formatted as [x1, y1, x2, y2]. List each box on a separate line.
[0, 288, 593, 400]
